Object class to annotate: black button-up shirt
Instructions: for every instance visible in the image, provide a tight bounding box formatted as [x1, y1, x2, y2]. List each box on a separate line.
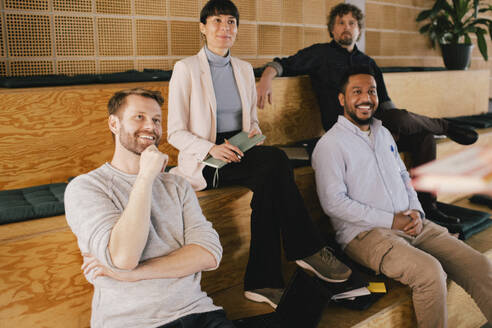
[274, 40, 392, 131]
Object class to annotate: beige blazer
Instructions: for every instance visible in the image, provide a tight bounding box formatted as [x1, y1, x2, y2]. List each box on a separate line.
[167, 47, 260, 191]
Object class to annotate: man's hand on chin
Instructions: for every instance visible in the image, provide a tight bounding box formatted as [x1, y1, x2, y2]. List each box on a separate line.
[138, 145, 168, 180]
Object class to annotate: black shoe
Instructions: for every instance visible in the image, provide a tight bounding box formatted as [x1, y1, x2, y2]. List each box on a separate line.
[425, 206, 461, 224]
[445, 122, 478, 145]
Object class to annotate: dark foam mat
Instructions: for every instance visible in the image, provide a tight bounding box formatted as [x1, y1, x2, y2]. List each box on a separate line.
[434, 202, 491, 240]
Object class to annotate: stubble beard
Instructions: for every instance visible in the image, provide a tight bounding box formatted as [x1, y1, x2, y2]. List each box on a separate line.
[119, 126, 160, 156]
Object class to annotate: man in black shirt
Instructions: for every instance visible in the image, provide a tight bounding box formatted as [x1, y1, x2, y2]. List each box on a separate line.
[257, 3, 478, 224]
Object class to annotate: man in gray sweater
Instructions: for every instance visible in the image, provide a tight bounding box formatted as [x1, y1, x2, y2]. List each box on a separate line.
[64, 88, 234, 328]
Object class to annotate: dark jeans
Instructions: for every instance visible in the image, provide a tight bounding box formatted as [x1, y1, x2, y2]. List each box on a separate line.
[376, 108, 449, 209]
[203, 132, 324, 290]
[157, 310, 234, 328]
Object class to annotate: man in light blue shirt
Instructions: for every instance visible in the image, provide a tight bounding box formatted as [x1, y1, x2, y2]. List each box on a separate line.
[312, 65, 492, 328]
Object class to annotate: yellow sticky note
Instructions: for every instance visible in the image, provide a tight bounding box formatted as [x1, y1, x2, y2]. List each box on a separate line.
[368, 282, 386, 293]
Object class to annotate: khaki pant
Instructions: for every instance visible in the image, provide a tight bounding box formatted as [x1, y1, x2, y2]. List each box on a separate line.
[345, 220, 492, 328]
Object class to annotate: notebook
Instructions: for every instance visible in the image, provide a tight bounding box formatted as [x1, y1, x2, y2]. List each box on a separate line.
[202, 131, 266, 169]
[233, 268, 329, 328]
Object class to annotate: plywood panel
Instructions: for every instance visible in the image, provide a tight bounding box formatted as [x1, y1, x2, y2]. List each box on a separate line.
[374, 57, 443, 68]
[258, 76, 324, 145]
[0, 230, 93, 328]
[0, 82, 175, 190]
[0, 62, 6, 76]
[372, 0, 434, 6]
[384, 70, 489, 118]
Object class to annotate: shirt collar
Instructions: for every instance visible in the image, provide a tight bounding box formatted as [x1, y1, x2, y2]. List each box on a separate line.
[337, 115, 382, 136]
[329, 39, 360, 56]
[204, 45, 231, 67]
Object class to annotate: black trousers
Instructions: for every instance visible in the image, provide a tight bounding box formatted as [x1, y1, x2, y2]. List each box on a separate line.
[158, 310, 234, 328]
[376, 108, 449, 209]
[203, 132, 324, 291]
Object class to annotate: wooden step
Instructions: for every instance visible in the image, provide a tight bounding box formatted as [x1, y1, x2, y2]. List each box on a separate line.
[212, 201, 492, 328]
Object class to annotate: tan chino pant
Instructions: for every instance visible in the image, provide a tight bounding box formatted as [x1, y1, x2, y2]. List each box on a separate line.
[345, 220, 492, 328]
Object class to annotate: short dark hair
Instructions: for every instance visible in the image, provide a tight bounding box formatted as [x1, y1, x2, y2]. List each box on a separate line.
[327, 3, 364, 39]
[338, 65, 376, 94]
[200, 0, 240, 26]
[107, 88, 164, 117]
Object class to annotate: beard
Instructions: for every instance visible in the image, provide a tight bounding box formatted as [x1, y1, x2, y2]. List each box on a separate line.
[119, 125, 161, 155]
[337, 33, 354, 46]
[347, 102, 375, 126]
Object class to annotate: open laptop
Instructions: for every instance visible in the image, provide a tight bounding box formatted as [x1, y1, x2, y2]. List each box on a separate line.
[233, 268, 330, 328]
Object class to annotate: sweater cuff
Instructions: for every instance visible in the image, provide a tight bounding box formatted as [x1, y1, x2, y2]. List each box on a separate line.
[266, 61, 283, 77]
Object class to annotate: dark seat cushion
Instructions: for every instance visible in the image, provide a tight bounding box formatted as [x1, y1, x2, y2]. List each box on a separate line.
[0, 183, 67, 224]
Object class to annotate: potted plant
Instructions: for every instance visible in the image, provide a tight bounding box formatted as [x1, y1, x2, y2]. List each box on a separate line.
[416, 0, 492, 70]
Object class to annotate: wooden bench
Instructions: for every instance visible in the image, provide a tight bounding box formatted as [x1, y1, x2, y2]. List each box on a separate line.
[0, 69, 490, 327]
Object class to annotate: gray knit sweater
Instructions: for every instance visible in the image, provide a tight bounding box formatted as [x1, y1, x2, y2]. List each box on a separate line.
[64, 163, 222, 328]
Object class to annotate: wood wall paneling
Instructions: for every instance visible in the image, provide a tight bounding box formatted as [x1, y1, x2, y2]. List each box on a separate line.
[136, 20, 168, 56]
[231, 23, 257, 56]
[53, 0, 92, 12]
[303, 0, 327, 25]
[258, 0, 281, 22]
[170, 21, 201, 56]
[6, 14, 52, 57]
[303, 27, 329, 48]
[281, 26, 303, 56]
[54, 16, 95, 57]
[258, 25, 281, 55]
[95, 0, 131, 15]
[97, 18, 133, 56]
[281, 0, 303, 24]
[57, 60, 97, 75]
[170, 1, 200, 18]
[233, 0, 257, 21]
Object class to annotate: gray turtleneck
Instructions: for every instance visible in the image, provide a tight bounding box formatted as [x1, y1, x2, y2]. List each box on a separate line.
[204, 46, 242, 133]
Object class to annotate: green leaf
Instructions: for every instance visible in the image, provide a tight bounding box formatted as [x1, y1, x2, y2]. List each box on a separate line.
[476, 29, 488, 60]
[419, 24, 431, 34]
[473, 0, 479, 18]
[464, 34, 472, 44]
[416, 9, 434, 21]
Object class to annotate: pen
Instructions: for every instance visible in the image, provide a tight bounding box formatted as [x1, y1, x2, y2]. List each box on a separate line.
[225, 139, 242, 160]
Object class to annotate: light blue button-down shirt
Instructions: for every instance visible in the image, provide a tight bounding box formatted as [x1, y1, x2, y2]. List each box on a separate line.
[312, 116, 424, 249]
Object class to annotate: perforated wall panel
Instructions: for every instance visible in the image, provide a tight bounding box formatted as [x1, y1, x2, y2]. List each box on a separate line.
[55, 16, 94, 56]
[7, 14, 52, 57]
[136, 20, 168, 56]
[97, 18, 133, 56]
[57, 60, 96, 75]
[1, 0, 332, 77]
[10, 61, 53, 76]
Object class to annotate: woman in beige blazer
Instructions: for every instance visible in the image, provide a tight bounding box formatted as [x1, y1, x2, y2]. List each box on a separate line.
[167, 0, 351, 310]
